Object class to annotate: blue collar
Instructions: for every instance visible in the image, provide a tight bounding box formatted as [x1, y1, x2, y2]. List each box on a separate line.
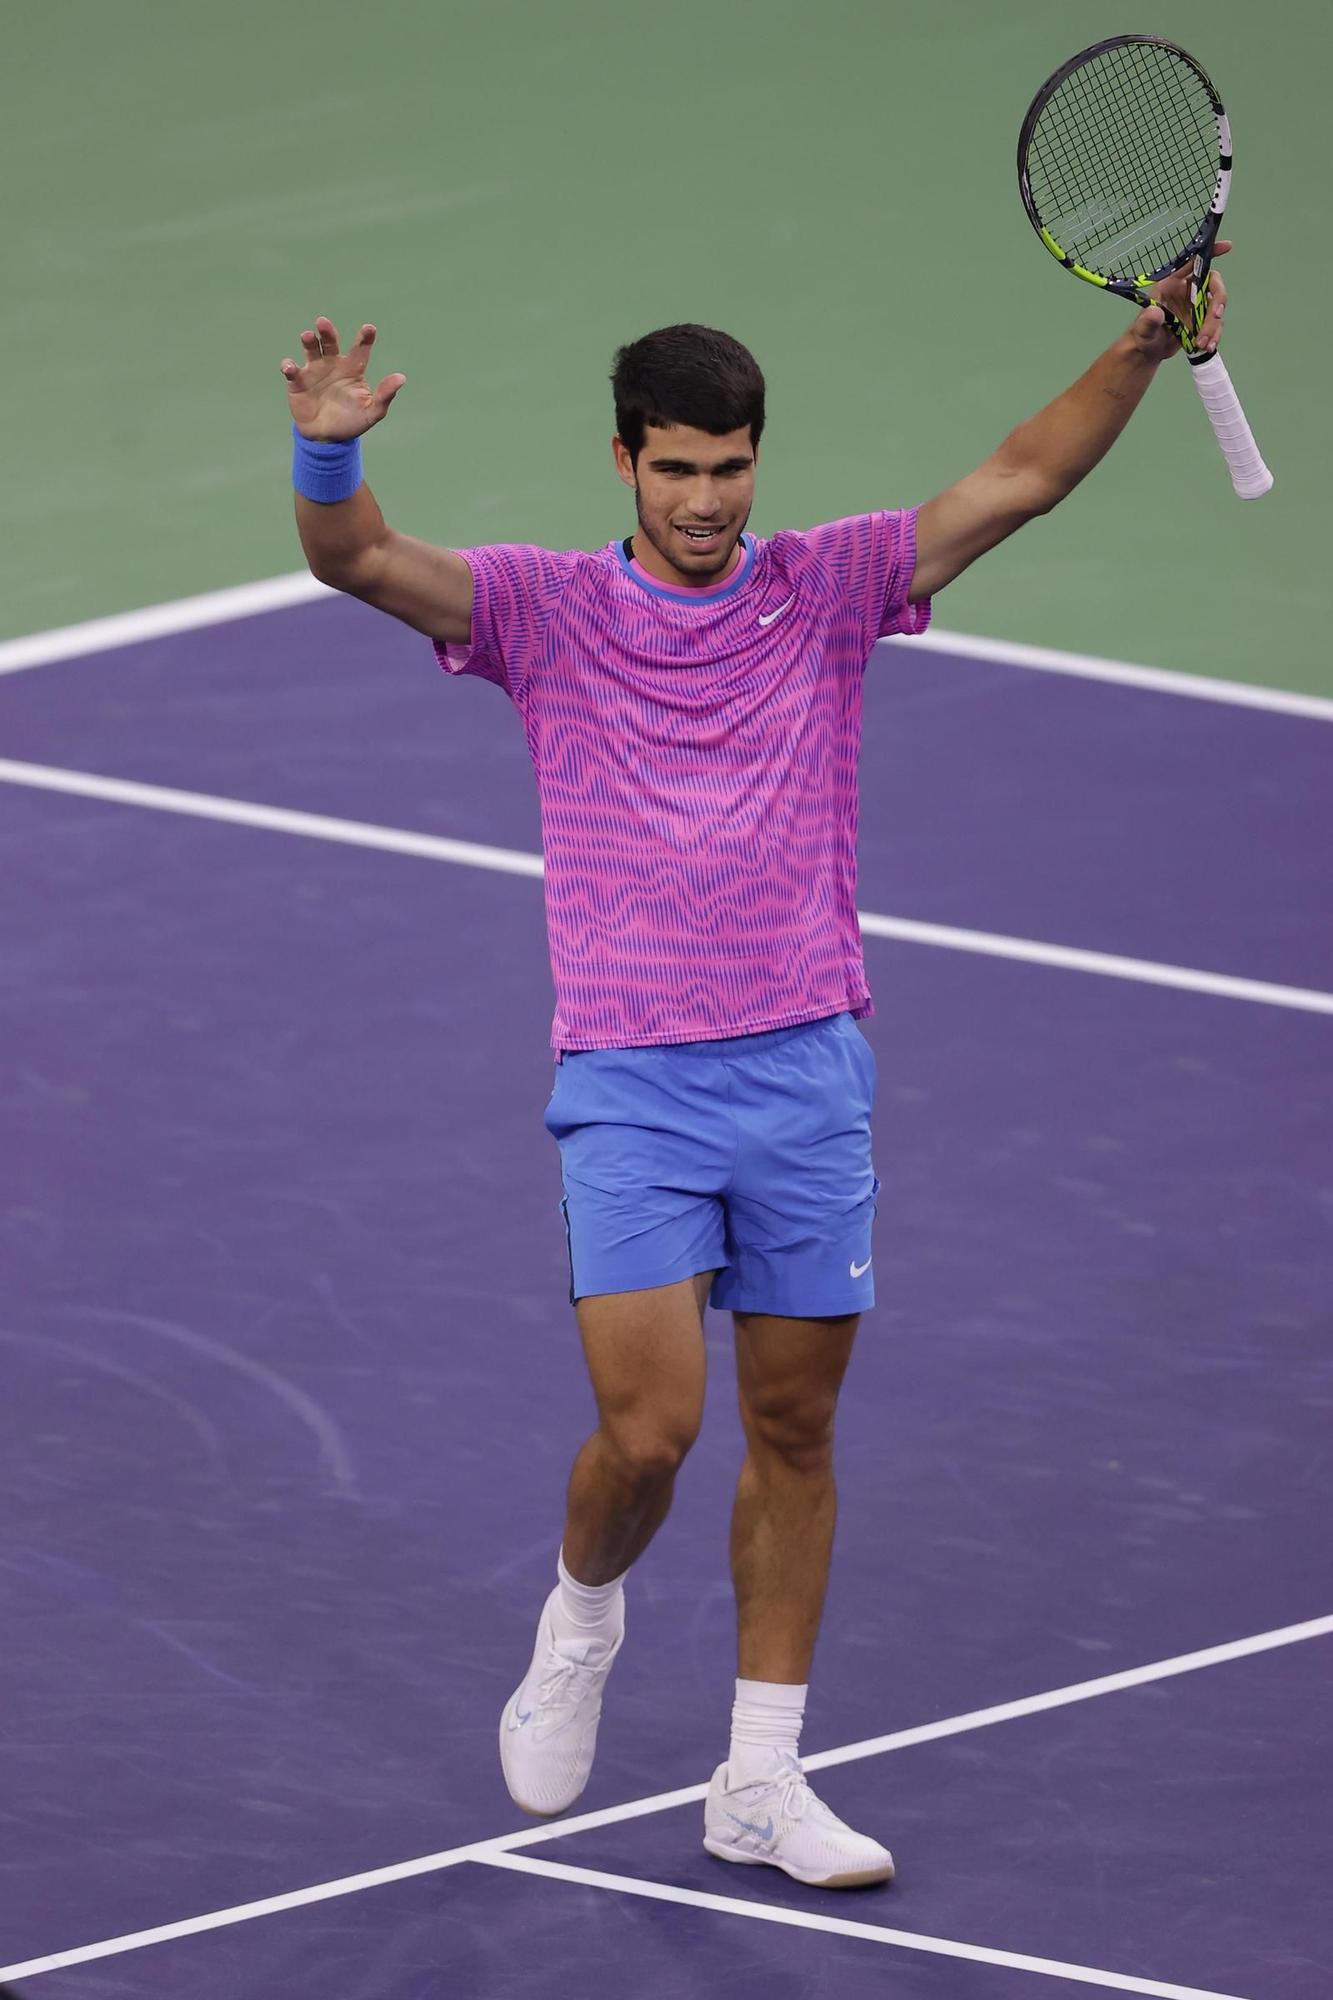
[614, 533, 756, 604]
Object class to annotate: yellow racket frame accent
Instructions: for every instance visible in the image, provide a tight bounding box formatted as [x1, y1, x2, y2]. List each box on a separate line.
[1035, 224, 1210, 352]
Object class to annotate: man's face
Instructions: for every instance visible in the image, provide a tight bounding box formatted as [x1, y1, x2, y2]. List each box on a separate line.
[613, 423, 757, 587]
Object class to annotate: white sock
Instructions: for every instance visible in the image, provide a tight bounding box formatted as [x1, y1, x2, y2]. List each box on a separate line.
[552, 1547, 625, 1645]
[727, 1677, 807, 1786]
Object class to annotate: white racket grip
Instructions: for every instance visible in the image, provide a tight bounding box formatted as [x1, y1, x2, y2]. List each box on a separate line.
[1188, 350, 1274, 499]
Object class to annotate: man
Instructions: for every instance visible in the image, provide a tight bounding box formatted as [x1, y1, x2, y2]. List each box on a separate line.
[280, 254, 1228, 1888]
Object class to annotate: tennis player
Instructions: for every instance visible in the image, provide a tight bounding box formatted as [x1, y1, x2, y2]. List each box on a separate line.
[282, 258, 1227, 1888]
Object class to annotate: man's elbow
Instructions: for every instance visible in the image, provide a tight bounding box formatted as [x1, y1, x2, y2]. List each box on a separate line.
[1000, 461, 1068, 521]
[1026, 476, 1074, 518]
[302, 539, 385, 596]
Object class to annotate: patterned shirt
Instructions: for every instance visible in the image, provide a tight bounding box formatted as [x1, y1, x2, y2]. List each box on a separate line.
[434, 512, 931, 1049]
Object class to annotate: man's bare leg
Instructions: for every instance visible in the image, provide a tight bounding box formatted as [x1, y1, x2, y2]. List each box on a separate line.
[501, 1270, 717, 1816]
[560, 1269, 716, 1584]
[704, 1311, 892, 1884]
[730, 1311, 859, 1682]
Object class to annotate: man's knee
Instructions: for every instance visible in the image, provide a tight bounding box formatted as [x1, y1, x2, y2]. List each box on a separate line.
[742, 1391, 838, 1472]
[739, 1346, 852, 1470]
[603, 1409, 700, 1485]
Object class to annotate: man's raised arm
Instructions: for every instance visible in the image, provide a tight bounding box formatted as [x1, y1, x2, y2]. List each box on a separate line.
[908, 249, 1231, 603]
[282, 316, 474, 646]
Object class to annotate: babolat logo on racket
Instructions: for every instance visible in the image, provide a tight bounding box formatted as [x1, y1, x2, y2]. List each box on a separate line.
[1047, 197, 1137, 242]
[1049, 199, 1199, 268]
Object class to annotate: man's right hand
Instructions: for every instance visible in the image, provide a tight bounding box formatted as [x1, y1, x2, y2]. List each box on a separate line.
[284, 315, 473, 645]
[281, 316, 406, 439]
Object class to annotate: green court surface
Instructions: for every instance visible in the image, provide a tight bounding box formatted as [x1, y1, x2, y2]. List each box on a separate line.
[4, 0, 1326, 694]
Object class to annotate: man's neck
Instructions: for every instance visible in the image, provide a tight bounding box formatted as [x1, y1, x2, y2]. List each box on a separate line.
[628, 530, 743, 591]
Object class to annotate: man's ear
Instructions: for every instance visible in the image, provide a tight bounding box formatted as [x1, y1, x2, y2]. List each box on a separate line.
[611, 436, 637, 489]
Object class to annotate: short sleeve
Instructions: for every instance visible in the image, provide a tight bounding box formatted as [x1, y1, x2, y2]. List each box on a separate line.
[798, 509, 932, 653]
[433, 544, 580, 707]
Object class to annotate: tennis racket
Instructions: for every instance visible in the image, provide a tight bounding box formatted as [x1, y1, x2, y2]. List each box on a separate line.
[1018, 34, 1272, 500]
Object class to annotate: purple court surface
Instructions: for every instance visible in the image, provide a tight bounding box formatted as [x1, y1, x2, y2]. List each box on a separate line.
[1, 597, 1330, 1998]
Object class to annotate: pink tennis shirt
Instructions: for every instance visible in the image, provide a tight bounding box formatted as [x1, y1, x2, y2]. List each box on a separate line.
[434, 512, 931, 1050]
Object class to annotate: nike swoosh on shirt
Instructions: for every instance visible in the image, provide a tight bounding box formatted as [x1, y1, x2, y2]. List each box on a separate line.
[850, 1256, 872, 1278]
[757, 595, 796, 627]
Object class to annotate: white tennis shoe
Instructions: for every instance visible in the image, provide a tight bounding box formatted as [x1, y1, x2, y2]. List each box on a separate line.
[499, 1586, 624, 1817]
[704, 1751, 895, 1888]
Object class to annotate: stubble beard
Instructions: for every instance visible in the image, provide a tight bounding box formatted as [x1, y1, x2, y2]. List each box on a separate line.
[635, 487, 749, 585]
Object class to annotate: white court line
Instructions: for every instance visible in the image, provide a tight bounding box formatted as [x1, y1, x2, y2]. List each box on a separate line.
[479, 1853, 1250, 2000]
[0, 572, 330, 675]
[0, 567, 1330, 720]
[0, 1836, 510, 1986]
[854, 913, 1333, 1018]
[903, 624, 1333, 722]
[467, 1611, 1333, 1848]
[0, 759, 543, 881]
[1, 1612, 1326, 1987]
[797, 1610, 1333, 1776]
[2, 757, 1331, 1019]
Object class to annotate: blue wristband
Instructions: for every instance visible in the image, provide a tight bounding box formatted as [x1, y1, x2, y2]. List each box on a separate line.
[291, 422, 364, 503]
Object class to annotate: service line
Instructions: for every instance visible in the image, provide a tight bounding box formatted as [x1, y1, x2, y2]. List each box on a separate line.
[2, 1612, 1327, 1986]
[480, 1852, 1251, 2000]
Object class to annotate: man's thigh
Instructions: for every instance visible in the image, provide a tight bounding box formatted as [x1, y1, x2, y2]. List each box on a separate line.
[576, 1273, 719, 1443]
[732, 1310, 860, 1443]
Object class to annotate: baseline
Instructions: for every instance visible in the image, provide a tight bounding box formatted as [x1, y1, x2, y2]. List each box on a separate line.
[1, 570, 1330, 721]
[480, 1852, 1249, 2000]
[2, 758, 1330, 1018]
[901, 626, 1333, 722]
[2, 1613, 1326, 1986]
[0, 574, 329, 677]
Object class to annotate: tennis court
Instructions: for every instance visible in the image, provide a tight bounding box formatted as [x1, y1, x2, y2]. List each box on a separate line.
[2, 590, 1330, 1996]
[4, 0, 1331, 1994]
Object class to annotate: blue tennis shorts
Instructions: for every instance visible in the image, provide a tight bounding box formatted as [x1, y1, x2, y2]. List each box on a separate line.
[543, 1011, 880, 1318]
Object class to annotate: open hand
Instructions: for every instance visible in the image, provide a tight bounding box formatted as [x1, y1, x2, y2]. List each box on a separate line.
[280, 316, 406, 439]
[1131, 242, 1231, 361]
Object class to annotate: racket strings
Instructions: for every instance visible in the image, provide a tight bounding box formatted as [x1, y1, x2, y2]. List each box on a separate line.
[1032, 50, 1215, 273]
[1036, 69, 1211, 265]
[1027, 42, 1218, 279]
[1037, 47, 1214, 226]
[1066, 52, 1209, 231]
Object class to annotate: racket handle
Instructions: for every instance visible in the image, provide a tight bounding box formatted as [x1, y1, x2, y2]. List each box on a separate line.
[1187, 350, 1274, 499]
